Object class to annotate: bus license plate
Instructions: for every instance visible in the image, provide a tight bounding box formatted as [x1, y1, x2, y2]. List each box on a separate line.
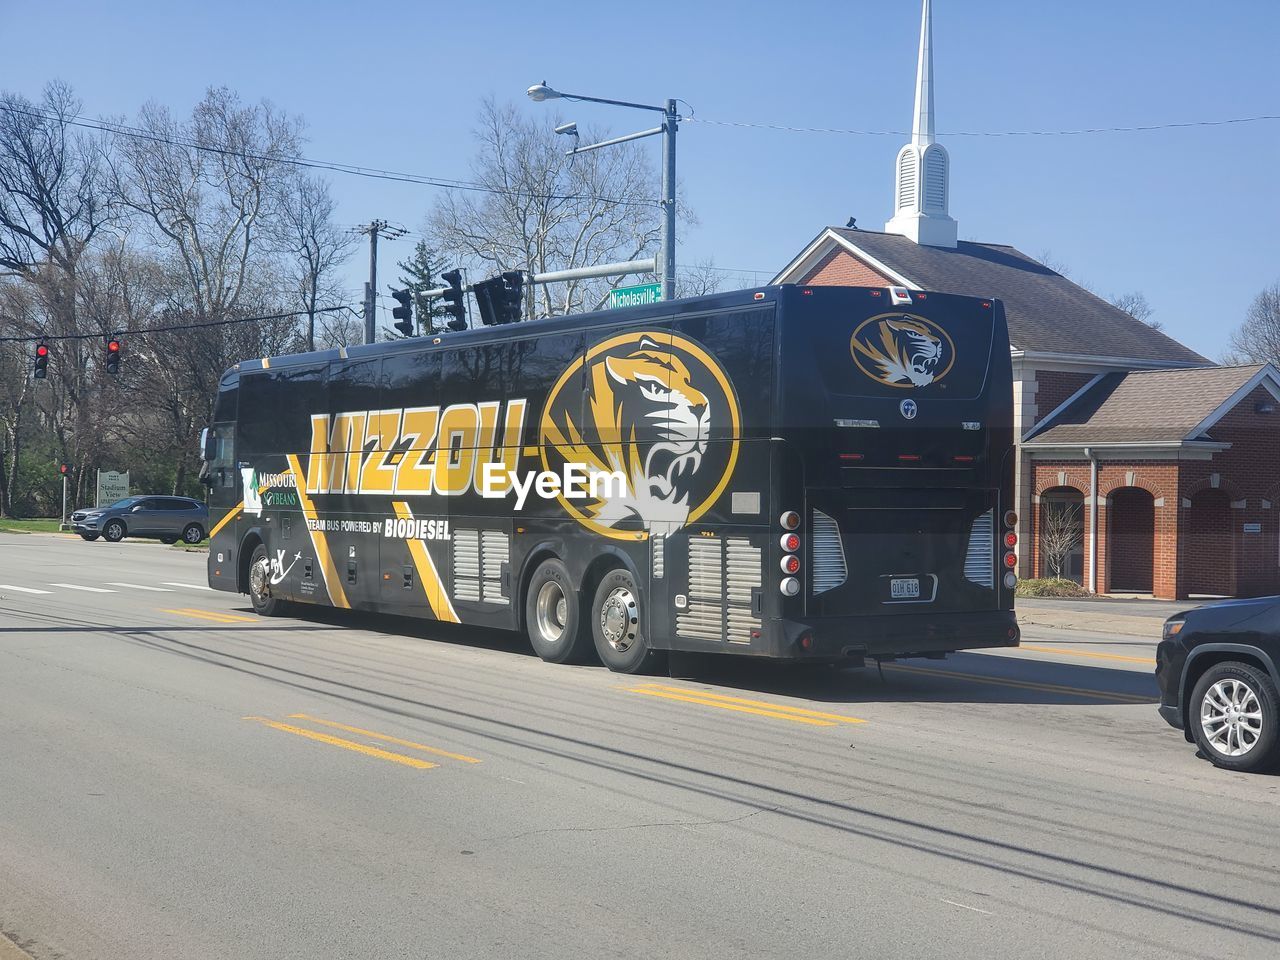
[890, 577, 921, 599]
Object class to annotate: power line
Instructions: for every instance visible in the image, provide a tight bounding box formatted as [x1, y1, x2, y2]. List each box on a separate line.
[685, 113, 1280, 138]
[0, 104, 661, 209]
[0, 305, 352, 344]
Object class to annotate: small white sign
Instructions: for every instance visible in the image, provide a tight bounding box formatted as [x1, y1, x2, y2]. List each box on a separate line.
[96, 470, 129, 506]
[1244, 523, 1262, 534]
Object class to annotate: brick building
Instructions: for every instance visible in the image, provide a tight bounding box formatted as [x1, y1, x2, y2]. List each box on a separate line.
[771, 0, 1280, 599]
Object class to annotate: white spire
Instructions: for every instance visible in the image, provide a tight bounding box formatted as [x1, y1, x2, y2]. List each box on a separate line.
[885, 0, 957, 248]
[912, 0, 935, 145]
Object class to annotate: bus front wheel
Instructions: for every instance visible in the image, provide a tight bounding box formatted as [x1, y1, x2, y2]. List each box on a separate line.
[524, 559, 591, 664]
[248, 543, 288, 617]
[591, 568, 662, 674]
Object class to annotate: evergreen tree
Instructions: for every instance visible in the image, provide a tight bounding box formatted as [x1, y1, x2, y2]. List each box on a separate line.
[397, 240, 451, 333]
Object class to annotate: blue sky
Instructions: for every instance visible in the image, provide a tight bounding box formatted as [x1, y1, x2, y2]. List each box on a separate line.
[4, 0, 1277, 358]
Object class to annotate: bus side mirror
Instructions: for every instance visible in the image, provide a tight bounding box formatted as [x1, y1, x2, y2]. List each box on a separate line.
[199, 428, 216, 461]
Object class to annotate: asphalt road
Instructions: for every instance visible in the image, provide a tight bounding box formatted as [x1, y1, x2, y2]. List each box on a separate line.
[2, 532, 1279, 960]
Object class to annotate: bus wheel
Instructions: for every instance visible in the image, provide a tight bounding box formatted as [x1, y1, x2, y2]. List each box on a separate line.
[591, 568, 662, 674]
[525, 559, 591, 663]
[248, 544, 287, 617]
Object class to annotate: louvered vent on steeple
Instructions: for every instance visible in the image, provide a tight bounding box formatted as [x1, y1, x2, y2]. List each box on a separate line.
[896, 148, 918, 211]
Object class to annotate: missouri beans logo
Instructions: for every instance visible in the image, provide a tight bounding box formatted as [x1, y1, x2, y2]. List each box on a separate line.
[540, 331, 741, 539]
[850, 313, 955, 388]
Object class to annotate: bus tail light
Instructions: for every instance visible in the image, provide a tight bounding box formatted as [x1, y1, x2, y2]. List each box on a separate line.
[1004, 571, 1018, 590]
[1004, 531, 1017, 548]
[798, 632, 813, 652]
[1003, 551, 1017, 569]
[781, 555, 801, 575]
[1003, 510, 1018, 528]
[780, 510, 800, 530]
[780, 577, 800, 597]
[780, 532, 800, 552]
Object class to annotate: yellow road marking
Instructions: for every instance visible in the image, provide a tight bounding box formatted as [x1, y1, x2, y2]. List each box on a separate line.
[883, 663, 1154, 704]
[162, 607, 256, 624]
[1017, 644, 1156, 665]
[287, 714, 481, 763]
[629, 684, 867, 726]
[243, 717, 437, 769]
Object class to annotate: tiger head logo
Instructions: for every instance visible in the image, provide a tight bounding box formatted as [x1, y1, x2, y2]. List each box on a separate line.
[851, 313, 955, 388]
[540, 331, 740, 539]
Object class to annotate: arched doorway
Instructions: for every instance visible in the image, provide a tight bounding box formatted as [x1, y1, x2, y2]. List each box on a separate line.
[1186, 488, 1236, 596]
[1038, 487, 1085, 583]
[1108, 487, 1155, 593]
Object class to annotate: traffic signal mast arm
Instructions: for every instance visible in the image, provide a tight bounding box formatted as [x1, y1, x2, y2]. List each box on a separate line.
[416, 257, 656, 300]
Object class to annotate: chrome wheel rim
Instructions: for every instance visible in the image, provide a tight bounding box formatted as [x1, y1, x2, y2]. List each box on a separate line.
[535, 580, 568, 644]
[599, 586, 639, 653]
[105, 523, 123, 542]
[1201, 678, 1264, 757]
[249, 556, 272, 604]
[184, 526, 202, 543]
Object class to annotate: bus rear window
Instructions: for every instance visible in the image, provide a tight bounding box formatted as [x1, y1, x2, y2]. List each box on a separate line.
[809, 301, 995, 400]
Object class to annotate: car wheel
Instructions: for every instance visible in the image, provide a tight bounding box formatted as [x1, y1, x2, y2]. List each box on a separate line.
[1190, 661, 1280, 773]
[80, 533, 100, 542]
[248, 543, 288, 617]
[524, 559, 591, 664]
[102, 520, 126, 543]
[161, 537, 178, 544]
[590, 567, 663, 674]
[182, 523, 205, 544]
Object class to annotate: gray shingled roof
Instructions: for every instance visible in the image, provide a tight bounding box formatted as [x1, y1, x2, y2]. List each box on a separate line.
[1025, 364, 1268, 445]
[822, 228, 1208, 365]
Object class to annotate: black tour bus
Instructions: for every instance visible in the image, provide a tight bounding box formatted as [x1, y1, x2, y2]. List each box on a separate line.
[202, 284, 1018, 673]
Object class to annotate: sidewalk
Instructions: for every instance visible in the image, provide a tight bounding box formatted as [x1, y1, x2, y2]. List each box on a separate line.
[1017, 595, 1192, 638]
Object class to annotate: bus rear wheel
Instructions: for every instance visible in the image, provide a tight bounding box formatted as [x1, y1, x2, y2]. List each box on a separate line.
[524, 559, 591, 664]
[248, 543, 288, 617]
[591, 568, 662, 674]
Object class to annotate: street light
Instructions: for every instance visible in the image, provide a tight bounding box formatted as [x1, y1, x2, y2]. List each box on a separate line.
[527, 81, 680, 302]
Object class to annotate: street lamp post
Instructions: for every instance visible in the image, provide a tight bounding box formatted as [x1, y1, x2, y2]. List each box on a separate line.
[527, 83, 679, 302]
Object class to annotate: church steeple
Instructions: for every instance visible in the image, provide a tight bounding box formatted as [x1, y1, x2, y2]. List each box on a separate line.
[885, 0, 958, 248]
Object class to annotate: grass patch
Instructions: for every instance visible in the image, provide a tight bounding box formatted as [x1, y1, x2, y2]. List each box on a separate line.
[0, 517, 66, 534]
[1016, 577, 1092, 599]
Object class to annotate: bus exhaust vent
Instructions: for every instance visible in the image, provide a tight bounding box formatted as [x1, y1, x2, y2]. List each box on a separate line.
[677, 536, 761, 644]
[453, 529, 510, 604]
[811, 509, 847, 594]
[964, 510, 995, 588]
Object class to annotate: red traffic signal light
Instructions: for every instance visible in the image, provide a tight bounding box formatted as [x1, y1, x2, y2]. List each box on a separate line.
[33, 340, 49, 379]
[59, 463, 69, 476]
[105, 337, 122, 375]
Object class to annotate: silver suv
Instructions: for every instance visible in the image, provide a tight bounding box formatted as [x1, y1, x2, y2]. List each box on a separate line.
[71, 496, 209, 544]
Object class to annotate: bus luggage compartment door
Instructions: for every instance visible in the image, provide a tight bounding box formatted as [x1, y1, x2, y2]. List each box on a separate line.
[805, 488, 998, 618]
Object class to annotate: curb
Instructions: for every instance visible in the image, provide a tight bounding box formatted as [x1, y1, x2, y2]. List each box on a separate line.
[0, 933, 37, 960]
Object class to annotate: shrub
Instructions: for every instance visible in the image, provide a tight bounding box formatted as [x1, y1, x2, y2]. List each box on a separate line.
[1016, 578, 1091, 599]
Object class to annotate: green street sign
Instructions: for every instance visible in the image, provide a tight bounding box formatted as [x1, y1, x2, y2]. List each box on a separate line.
[608, 282, 662, 309]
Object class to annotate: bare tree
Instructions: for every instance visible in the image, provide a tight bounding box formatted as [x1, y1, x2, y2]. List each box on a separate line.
[427, 98, 681, 319]
[275, 173, 355, 350]
[1228, 282, 1280, 367]
[1109, 290, 1163, 331]
[1040, 498, 1083, 581]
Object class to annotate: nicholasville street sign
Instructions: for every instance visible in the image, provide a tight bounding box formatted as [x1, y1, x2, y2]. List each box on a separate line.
[608, 282, 662, 309]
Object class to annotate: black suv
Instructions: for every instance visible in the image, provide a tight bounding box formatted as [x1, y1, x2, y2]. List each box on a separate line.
[1157, 596, 1280, 772]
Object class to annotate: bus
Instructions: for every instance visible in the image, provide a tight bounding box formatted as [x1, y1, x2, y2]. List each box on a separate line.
[201, 284, 1019, 673]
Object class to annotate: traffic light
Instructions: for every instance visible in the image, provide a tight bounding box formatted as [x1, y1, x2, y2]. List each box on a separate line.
[105, 336, 122, 375]
[59, 463, 69, 477]
[474, 271, 525, 326]
[33, 340, 49, 380]
[500, 270, 524, 324]
[440, 269, 467, 331]
[390, 288, 414, 337]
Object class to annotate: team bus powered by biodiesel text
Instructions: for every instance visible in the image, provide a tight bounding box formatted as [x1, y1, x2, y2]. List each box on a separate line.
[202, 284, 1019, 673]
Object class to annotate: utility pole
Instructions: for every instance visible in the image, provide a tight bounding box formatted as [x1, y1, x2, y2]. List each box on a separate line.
[354, 220, 407, 344]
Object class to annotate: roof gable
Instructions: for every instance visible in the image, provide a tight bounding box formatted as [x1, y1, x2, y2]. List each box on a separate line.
[776, 227, 1208, 366]
[1025, 364, 1278, 445]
